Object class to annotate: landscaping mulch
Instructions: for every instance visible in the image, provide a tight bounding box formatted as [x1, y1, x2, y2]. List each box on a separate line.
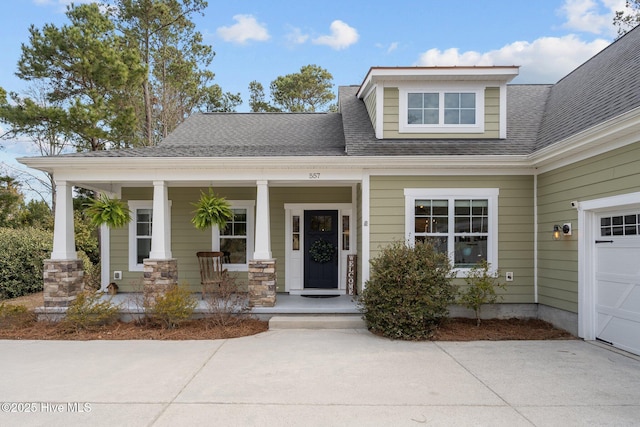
[1, 292, 574, 341]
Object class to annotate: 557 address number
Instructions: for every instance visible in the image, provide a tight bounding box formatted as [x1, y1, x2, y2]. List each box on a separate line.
[308, 173, 321, 179]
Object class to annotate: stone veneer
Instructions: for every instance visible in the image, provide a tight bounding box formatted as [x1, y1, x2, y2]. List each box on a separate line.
[143, 259, 178, 303]
[248, 259, 276, 307]
[43, 259, 84, 307]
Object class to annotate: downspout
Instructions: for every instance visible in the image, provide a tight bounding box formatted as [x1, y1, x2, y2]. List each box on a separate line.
[533, 173, 538, 303]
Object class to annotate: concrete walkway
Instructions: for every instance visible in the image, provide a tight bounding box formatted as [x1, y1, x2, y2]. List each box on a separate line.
[1, 330, 639, 426]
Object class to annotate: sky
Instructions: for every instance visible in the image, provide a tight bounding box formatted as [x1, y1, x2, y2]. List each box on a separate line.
[0, 0, 629, 183]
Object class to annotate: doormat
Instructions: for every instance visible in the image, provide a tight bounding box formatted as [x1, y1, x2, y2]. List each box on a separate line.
[301, 295, 340, 298]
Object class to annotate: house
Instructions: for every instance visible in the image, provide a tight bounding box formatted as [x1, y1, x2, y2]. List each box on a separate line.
[20, 25, 640, 355]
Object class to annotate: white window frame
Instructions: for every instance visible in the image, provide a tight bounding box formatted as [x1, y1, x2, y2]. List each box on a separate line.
[404, 188, 499, 275]
[128, 200, 171, 272]
[398, 83, 485, 134]
[211, 200, 255, 272]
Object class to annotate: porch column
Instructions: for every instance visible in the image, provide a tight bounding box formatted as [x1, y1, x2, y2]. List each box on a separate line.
[249, 180, 276, 307]
[149, 180, 172, 259]
[51, 181, 77, 260]
[44, 180, 84, 307]
[144, 180, 177, 302]
[253, 180, 272, 259]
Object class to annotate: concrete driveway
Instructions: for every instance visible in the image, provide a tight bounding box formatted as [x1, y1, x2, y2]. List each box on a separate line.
[1, 330, 639, 426]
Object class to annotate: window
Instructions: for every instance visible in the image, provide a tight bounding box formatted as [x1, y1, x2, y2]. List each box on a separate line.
[405, 189, 498, 270]
[600, 213, 640, 236]
[212, 200, 255, 271]
[128, 200, 172, 271]
[399, 86, 484, 133]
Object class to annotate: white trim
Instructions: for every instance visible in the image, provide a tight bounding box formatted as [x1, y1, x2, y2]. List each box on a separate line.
[100, 223, 109, 291]
[398, 84, 485, 134]
[533, 175, 538, 303]
[404, 188, 500, 275]
[283, 203, 355, 293]
[128, 201, 153, 272]
[211, 200, 256, 272]
[361, 173, 371, 289]
[254, 180, 272, 260]
[577, 191, 640, 340]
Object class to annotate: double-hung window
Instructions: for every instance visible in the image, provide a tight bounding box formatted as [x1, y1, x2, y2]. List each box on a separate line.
[212, 200, 255, 271]
[128, 200, 171, 271]
[399, 85, 484, 133]
[405, 189, 498, 271]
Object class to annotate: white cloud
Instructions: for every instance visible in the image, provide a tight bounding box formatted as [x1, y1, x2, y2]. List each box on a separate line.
[216, 14, 270, 44]
[415, 35, 610, 83]
[312, 20, 359, 50]
[285, 26, 309, 45]
[560, 0, 625, 36]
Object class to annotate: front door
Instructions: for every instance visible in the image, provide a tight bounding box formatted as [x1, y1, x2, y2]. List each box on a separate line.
[304, 210, 339, 289]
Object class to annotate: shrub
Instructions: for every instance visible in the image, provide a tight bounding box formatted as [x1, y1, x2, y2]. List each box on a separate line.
[62, 291, 120, 331]
[359, 241, 456, 340]
[0, 227, 52, 299]
[78, 250, 101, 291]
[204, 273, 251, 327]
[458, 260, 506, 326]
[145, 285, 197, 329]
[0, 303, 36, 328]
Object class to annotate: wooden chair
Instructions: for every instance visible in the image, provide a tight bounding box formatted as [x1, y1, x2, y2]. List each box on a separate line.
[197, 251, 227, 299]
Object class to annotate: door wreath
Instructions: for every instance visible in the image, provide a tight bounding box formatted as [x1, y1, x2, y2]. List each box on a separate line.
[309, 239, 334, 263]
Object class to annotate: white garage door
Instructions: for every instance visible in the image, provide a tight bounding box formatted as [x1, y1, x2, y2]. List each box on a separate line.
[595, 212, 640, 356]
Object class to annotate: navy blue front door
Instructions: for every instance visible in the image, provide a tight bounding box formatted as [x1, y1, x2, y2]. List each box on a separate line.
[304, 210, 339, 289]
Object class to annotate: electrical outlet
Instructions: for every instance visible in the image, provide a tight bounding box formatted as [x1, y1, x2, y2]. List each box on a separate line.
[113, 271, 122, 281]
[505, 272, 514, 282]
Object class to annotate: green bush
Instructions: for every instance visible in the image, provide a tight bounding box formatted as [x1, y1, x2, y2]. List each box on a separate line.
[0, 227, 52, 299]
[62, 291, 120, 331]
[146, 285, 197, 329]
[359, 241, 456, 340]
[0, 303, 36, 328]
[458, 260, 506, 326]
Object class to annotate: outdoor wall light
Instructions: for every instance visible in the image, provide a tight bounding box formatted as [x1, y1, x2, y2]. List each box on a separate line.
[553, 223, 572, 240]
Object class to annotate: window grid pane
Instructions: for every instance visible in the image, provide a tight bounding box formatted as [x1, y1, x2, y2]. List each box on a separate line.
[221, 208, 248, 264]
[414, 198, 489, 268]
[600, 213, 640, 236]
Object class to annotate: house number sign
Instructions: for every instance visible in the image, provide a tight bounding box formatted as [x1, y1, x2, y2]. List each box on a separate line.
[308, 173, 321, 179]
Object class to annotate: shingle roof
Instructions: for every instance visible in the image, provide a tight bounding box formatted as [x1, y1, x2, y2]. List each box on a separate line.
[536, 25, 640, 151]
[65, 112, 346, 157]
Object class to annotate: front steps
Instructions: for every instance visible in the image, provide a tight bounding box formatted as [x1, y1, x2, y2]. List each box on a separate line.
[268, 315, 366, 330]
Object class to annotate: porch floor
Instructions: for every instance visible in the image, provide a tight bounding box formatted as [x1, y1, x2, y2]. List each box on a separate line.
[102, 293, 360, 317]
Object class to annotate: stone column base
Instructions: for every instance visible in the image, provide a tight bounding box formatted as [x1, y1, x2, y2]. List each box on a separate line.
[248, 259, 276, 307]
[43, 259, 84, 308]
[143, 259, 178, 304]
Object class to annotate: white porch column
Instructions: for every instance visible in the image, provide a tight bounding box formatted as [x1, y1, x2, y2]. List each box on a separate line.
[50, 181, 77, 260]
[253, 180, 272, 259]
[149, 180, 172, 259]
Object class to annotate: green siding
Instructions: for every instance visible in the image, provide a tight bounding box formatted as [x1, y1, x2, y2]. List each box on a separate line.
[111, 186, 352, 293]
[382, 87, 500, 139]
[369, 175, 535, 303]
[536, 141, 640, 313]
[363, 90, 376, 130]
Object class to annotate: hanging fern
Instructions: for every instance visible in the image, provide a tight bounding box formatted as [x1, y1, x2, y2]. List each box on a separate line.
[85, 194, 132, 228]
[191, 189, 234, 230]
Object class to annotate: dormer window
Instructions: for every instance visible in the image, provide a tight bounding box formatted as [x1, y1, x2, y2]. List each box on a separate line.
[408, 92, 476, 125]
[399, 84, 485, 134]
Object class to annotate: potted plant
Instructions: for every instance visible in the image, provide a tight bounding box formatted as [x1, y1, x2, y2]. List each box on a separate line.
[191, 188, 234, 230]
[85, 193, 131, 228]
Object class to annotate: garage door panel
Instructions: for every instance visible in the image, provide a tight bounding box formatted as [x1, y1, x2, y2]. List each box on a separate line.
[596, 278, 633, 308]
[595, 214, 640, 356]
[598, 317, 640, 355]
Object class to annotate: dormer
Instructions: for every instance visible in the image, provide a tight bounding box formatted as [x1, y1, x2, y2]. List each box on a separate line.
[356, 66, 519, 139]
